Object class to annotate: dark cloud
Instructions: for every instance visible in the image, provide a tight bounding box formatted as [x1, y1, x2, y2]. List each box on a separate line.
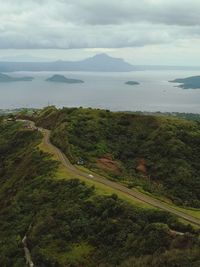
[0, 0, 199, 49]
[61, 0, 200, 26]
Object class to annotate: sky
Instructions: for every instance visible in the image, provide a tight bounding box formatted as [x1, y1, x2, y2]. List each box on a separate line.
[0, 0, 200, 65]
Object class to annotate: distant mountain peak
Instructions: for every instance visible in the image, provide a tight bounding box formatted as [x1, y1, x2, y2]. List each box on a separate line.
[87, 53, 124, 62]
[92, 53, 112, 59]
[80, 53, 133, 71]
[0, 54, 135, 72]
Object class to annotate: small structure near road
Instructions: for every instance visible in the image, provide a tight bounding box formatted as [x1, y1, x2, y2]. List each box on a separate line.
[77, 158, 85, 165]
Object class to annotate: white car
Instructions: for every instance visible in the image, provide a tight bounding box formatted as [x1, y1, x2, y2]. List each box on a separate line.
[88, 174, 94, 178]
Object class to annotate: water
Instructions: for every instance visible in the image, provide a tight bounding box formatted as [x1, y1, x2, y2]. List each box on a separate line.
[0, 70, 199, 113]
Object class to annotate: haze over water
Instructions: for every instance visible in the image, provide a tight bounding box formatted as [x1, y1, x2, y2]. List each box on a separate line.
[1, 70, 200, 113]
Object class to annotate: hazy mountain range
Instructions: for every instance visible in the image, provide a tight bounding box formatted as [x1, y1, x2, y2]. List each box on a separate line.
[0, 54, 134, 72]
[1, 53, 200, 72]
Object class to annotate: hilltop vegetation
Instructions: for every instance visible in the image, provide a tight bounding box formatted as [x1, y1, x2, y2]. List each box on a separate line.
[1, 118, 200, 266]
[34, 106, 200, 208]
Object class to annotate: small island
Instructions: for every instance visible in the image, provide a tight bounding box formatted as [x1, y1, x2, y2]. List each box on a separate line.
[0, 73, 34, 82]
[125, 81, 140, 86]
[170, 76, 200, 89]
[46, 74, 84, 84]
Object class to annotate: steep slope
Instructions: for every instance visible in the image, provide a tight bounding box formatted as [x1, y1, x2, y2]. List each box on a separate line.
[1, 118, 200, 267]
[34, 106, 200, 208]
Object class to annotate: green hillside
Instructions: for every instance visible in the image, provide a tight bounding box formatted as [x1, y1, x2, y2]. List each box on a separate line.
[1, 117, 200, 267]
[34, 106, 200, 208]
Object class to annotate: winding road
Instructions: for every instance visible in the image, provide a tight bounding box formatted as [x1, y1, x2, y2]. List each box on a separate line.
[24, 120, 200, 227]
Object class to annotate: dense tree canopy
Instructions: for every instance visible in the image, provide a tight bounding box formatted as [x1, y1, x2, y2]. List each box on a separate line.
[34, 107, 200, 208]
[0, 118, 200, 266]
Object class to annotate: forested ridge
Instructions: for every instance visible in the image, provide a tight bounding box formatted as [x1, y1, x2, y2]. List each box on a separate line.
[0, 117, 200, 266]
[34, 106, 200, 208]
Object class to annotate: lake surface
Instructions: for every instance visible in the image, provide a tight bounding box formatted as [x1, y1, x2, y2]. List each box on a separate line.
[0, 70, 200, 113]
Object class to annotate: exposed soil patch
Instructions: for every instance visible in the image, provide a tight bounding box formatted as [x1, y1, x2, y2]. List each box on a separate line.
[136, 158, 147, 175]
[96, 155, 122, 174]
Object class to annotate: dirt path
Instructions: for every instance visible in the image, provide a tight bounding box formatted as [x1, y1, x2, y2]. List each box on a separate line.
[22, 234, 34, 267]
[23, 120, 200, 227]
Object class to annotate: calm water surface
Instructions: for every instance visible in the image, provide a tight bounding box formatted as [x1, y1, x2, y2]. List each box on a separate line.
[0, 70, 199, 113]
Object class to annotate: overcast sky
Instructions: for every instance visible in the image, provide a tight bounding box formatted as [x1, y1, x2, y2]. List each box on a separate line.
[0, 0, 200, 65]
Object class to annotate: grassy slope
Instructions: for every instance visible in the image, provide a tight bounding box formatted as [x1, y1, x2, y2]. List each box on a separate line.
[34, 106, 200, 209]
[39, 129, 200, 227]
[1, 120, 200, 267]
[39, 138, 151, 209]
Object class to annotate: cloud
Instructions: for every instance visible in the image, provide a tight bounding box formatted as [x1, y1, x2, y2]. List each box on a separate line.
[66, 0, 200, 26]
[0, 0, 200, 49]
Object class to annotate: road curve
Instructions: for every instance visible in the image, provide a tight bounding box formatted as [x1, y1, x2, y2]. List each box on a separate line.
[23, 120, 200, 227]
